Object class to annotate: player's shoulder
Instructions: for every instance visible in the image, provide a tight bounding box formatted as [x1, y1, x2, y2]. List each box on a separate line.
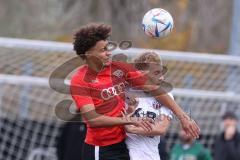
[112, 61, 136, 72]
[71, 65, 88, 85]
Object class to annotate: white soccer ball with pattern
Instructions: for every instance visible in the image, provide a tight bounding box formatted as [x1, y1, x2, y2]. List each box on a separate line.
[142, 8, 174, 38]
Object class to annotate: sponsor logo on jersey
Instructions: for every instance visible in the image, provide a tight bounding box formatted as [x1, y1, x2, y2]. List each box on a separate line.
[100, 82, 126, 100]
[132, 108, 157, 120]
[152, 101, 161, 109]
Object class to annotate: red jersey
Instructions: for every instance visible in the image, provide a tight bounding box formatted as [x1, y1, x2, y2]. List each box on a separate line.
[70, 61, 146, 146]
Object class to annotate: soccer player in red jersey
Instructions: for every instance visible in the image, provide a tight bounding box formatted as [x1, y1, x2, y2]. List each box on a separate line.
[71, 23, 200, 160]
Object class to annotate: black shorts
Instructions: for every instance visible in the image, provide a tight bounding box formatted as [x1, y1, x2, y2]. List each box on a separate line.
[82, 140, 130, 160]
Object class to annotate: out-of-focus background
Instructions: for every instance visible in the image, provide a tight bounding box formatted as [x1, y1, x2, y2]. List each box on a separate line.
[0, 0, 236, 53]
[0, 0, 239, 160]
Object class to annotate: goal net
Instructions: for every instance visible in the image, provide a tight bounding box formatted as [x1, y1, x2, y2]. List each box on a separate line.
[0, 37, 240, 160]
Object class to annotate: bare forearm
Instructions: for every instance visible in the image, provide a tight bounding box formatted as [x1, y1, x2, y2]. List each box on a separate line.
[142, 85, 186, 119]
[136, 129, 165, 136]
[155, 94, 186, 119]
[142, 85, 200, 138]
[80, 104, 131, 127]
[125, 125, 166, 136]
[88, 115, 131, 127]
[80, 104, 153, 132]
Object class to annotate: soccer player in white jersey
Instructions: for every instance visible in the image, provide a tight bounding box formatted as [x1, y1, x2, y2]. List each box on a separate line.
[124, 52, 173, 160]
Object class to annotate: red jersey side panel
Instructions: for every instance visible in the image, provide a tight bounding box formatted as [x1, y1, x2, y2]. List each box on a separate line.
[71, 66, 94, 109]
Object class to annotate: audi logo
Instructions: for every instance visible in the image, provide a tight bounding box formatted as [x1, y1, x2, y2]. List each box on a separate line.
[100, 82, 126, 100]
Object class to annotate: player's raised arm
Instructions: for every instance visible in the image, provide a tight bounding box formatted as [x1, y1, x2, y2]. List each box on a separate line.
[143, 77, 200, 139]
[79, 103, 152, 132]
[124, 115, 171, 136]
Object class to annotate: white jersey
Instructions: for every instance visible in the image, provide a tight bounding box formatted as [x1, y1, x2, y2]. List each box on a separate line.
[125, 91, 173, 160]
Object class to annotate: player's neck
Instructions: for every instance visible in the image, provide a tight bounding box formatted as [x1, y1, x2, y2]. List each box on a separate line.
[86, 59, 105, 72]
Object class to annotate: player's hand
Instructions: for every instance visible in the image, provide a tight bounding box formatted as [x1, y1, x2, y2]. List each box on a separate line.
[121, 109, 153, 132]
[180, 114, 200, 139]
[132, 117, 154, 132]
[121, 109, 135, 122]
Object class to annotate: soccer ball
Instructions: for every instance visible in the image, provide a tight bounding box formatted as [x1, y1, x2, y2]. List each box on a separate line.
[142, 8, 174, 38]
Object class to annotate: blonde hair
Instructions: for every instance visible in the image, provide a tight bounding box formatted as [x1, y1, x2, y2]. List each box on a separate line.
[134, 52, 162, 70]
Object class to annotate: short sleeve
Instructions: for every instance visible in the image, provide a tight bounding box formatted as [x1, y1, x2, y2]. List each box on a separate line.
[115, 62, 147, 87]
[160, 107, 173, 120]
[70, 75, 93, 109]
[160, 93, 174, 119]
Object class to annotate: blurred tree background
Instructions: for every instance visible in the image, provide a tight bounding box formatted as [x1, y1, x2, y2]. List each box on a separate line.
[0, 0, 233, 54]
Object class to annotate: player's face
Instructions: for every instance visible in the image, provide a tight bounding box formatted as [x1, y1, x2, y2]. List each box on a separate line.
[147, 63, 165, 85]
[86, 40, 112, 66]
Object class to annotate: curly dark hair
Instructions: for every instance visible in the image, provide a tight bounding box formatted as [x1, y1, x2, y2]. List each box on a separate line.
[73, 23, 111, 57]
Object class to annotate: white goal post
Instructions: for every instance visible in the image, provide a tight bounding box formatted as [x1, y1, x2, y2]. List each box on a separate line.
[0, 37, 239, 160]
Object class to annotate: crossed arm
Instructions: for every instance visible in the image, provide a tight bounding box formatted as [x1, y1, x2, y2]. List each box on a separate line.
[124, 115, 171, 136]
[141, 85, 200, 139]
[79, 103, 153, 132]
